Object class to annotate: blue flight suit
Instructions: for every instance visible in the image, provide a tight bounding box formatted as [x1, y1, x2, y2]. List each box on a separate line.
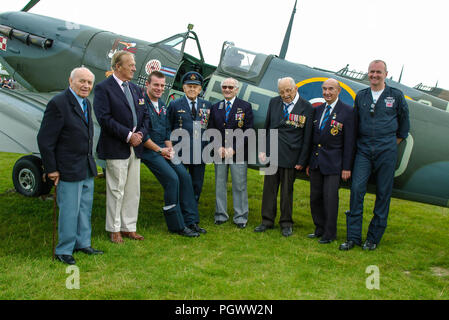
[141, 94, 200, 231]
[347, 85, 409, 245]
[167, 95, 212, 203]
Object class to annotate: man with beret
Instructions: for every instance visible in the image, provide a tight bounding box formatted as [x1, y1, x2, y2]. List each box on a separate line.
[167, 71, 211, 234]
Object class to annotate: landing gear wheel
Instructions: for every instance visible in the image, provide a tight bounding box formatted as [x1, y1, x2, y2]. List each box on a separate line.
[12, 155, 53, 197]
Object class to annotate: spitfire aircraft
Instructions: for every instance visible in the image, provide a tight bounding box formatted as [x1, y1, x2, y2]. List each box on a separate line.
[1, 0, 449, 208]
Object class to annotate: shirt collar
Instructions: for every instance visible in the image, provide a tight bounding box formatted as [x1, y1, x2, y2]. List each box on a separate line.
[69, 87, 85, 109]
[327, 98, 338, 111]
[113, 73, 125, 90]
[185, 95, 198, 109]
[224, 97, 236, 105]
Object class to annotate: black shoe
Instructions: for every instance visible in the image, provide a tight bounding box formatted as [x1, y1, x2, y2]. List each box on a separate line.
[281, 226, 293, 237]
[214, 220, 227, 225]
[254, 224, 273, 233]
[55, 254, 76, 265]
[178, 227, 199, 237]
[189, 224, 207, 234]
[319, 238, 334, 244]
[236, 223, 247, 229]
[74, 247, 104, 255]
[362, 240, 377, 251]
[339, 240, 357, 251]
[307, 233, 322, 239]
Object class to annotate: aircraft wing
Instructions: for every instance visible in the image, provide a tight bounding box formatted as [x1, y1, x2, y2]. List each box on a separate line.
[0, 88, 55, 154]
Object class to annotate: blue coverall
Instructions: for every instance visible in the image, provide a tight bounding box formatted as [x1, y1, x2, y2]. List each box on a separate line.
[141, 95, 199, 231]
[347, 85, 410, 245]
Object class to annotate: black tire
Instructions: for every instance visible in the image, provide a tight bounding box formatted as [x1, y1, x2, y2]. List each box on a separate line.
[12, 155, 53, 197]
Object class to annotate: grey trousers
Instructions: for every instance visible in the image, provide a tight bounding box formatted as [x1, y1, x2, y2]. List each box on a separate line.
[214, 163, 249, 224]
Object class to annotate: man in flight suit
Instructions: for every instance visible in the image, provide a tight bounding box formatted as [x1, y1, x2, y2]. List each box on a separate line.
[339, 60, 410, 251]
[141, 71, 201, 237]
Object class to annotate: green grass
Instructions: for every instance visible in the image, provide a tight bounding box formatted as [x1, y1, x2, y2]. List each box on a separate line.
[0, 152, 448, 299]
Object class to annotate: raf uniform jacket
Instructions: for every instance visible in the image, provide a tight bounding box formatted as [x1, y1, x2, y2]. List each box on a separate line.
[167, 95, 212, 163]
[309, 100, 356, 176]
[264, 95, 314, 169]
[142, 95, 170, 159]
[208, 97, 254, 162]
[37, 88, 98, 182]
[93, 75, 149, 160]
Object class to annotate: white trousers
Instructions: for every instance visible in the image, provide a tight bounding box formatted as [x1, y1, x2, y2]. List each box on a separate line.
[105, 147, 141, 233]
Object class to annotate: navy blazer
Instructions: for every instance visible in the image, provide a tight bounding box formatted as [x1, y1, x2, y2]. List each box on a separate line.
[308, 100, 356, 175]
[167, 95, 212, 163]
[37, 88, 98, 182]
[208, 97, 254, 161]
[264, 95, 314, 168]
[93, 76, 149, 160]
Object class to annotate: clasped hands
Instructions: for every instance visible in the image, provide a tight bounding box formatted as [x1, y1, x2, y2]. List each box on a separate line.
[218, 147, 235, 159]
[159, 147, 175, 160]
[129, 131, 143, 147]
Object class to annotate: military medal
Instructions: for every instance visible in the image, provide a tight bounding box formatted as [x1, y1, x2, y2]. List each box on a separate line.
[236, 113, 245, 128]
[199, 107, 210, 129]
[331, 127, 338, 136]
[298, 115, 306, 128]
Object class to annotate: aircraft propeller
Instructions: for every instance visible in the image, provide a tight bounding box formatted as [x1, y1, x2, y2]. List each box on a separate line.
[21, 0, 40, 12]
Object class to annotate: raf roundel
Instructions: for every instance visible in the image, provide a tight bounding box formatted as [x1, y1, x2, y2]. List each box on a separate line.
[0, 36, 7, 52]
[145, 59, 162, 75]
[296, 77, 357, 108]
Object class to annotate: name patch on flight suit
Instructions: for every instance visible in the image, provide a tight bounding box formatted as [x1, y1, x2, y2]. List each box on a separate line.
[385, 97, 395, 108]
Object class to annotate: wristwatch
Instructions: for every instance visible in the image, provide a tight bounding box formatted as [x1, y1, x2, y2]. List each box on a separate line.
[157, 148, 162, 154]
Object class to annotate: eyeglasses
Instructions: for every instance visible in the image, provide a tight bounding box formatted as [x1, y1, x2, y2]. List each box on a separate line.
[222, 86, 235, 90]
[369, 103, 375, 116]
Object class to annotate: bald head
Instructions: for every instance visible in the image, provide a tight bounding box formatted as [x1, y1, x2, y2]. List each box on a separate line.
[69, 67, 95, 99]
[322, 78, 341, 105]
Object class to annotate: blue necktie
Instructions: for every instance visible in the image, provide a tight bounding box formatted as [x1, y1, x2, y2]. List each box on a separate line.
[320, 105, 331, 131]
[82, 99, 88, 123]
[225, 101, 232, 122]
[283, 103, 291, 120]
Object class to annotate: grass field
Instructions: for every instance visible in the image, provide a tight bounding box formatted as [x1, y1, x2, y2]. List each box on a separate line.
[0, 152, 448, 300]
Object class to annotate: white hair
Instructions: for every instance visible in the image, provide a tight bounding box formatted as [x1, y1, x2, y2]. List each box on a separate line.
[70, 66, 95, 82]
[277, 77, 296, 87]
[221, 77, 239, 89]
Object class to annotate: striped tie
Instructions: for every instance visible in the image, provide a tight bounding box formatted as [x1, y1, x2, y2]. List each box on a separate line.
[82, 99, 88, 123]
[320, 105, 331, 131]
[283, 103, 291, 120]
[225, 101, 232, 122]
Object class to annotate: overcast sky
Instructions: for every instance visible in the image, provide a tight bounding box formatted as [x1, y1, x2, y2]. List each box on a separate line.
[3, 0, 448, 89]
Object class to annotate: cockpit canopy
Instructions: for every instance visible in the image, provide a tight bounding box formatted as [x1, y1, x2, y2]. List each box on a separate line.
[217, 42, 273, 84]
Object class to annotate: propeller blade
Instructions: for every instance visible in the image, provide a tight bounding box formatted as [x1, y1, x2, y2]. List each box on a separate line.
[21, 0, 40, 12]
